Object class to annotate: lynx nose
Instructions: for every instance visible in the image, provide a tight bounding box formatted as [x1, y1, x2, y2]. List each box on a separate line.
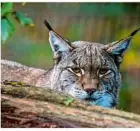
[84, 88, 96, 95]
[82, 80, 99, 94]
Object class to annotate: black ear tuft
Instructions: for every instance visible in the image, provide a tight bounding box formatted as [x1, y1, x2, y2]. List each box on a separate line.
[44, 19, 53, 31]
[130, 28, 140, 37]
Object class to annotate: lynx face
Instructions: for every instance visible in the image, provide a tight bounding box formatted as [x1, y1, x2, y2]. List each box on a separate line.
[44, 20, 139, 108]
[51, 42, 121, 107]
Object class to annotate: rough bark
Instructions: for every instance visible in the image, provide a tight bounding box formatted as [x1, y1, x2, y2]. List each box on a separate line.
[1, 59, 140, 128]
[1, 59, 51, 88]
[1, 84, 140, 128]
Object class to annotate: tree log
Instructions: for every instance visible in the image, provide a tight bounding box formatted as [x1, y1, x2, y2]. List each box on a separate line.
[1, 59, 140, 127]
[1, 84, 140, 128]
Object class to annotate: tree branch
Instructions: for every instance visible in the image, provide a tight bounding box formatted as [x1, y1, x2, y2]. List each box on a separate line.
[1, 59, 51, 88]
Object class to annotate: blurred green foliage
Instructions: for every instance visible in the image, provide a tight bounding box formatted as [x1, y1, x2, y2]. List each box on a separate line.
[63, 97, 75, 106]
[1, 2, 34, 44]
[1, 18, 15, 43]
[47, 3, 140, 16]
[1, 3, 13, 17]
[15, 12, 34, 26]
[66, 23, 84, 41]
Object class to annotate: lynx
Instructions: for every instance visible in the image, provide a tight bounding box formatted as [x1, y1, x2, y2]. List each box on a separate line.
[41, 20, 140, 108]
[13, 19, 133, 109]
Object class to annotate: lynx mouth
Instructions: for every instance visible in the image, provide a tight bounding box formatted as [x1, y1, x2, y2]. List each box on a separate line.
[84, 97, 96, 102]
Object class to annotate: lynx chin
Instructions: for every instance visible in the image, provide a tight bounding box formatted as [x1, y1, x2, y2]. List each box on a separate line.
[42, 20, 140, 108]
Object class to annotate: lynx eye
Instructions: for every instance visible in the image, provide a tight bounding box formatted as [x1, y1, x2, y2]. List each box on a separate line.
[68, 67, 84, 76]
[98, 69, 109, 75]
[71, 67, 81, 73]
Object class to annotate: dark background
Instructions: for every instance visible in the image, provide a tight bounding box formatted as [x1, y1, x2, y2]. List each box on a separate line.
[1, 3, 140, 114]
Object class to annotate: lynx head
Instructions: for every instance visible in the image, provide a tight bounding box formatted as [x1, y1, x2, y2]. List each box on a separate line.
[44, 20, 140, 108]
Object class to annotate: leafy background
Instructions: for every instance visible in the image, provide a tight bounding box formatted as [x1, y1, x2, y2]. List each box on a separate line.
[1, 3, 140, 114]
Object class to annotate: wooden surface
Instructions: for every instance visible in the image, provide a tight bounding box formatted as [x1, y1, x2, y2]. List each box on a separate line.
[1, 84, 140, 128]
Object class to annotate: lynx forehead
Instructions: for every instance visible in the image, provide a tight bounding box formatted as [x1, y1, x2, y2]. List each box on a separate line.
[44, 19, 140, 108]
[61, 43, 116, 69]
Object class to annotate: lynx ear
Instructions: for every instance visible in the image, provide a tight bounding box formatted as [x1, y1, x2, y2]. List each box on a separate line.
[104, 28, 140, 57]
[44, 19, 73, 64]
